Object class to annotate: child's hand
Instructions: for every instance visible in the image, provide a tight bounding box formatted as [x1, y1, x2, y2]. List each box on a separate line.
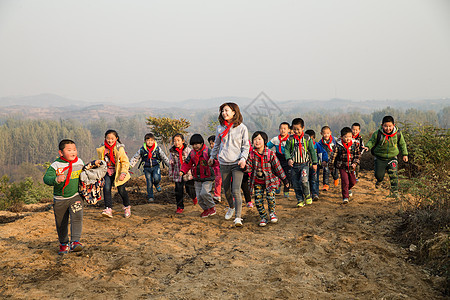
[403, 156, 408, 162]
[351, 163, 356, 170]
[363, 146, 369, 151]
[119, 173, 126, 181]
[208, 158, 214, 166]
[179, 171, 184, 177]
[238, 159, 246, 169]
[94, 160, 101, 166]
[288, 159, 293, 167]
[312, 164, 317, 171]
[284, 182, 290, 189]
[56, 174, 66, 183]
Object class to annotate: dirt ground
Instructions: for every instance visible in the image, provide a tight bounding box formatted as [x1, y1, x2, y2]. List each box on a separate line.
[0, 171, 446, 299]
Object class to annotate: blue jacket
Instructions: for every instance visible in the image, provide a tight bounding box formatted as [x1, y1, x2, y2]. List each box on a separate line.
[129, 142, 169, 169]
[314, 141, 329, 163]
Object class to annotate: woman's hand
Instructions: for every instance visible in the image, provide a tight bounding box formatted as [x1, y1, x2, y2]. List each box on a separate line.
[119, 173, 126, 181]
[238, 159, 246, 169]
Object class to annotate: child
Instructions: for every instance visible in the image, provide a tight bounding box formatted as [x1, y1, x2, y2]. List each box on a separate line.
[328, 127, 361, 204]
[351, 122, 365, 181]
[285, 118, 318, 207]
[305, 129, 328, 201]
[318, 126, 339, 190]
[96, 130, 132, 218]
[267, 122, 292, 197]
[130, 133, 169, 202]
[169, 133, 197, 214]
[208, 135, 222, 202]
[365, 116, 408, 196]
[43, 139, 85, 254]
[180, 134, 217, 218]
[209, 102, 250, 227]
[245, 131, 288, 227]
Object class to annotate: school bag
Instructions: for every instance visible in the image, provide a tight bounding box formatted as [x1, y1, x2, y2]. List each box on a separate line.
[79, 160, 107, 205]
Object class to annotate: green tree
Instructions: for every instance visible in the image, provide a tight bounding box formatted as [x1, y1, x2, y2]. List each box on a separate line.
[146, 116, 191, 145]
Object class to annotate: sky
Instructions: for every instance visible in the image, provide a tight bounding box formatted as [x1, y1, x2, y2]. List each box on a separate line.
[0, 0, 449, 103]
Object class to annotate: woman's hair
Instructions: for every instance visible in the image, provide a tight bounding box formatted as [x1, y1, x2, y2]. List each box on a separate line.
[218, 102, 243, 127]
[172, 133, 185, 142]
[105, 129, 121, 143]
[252, 131, 268, 145]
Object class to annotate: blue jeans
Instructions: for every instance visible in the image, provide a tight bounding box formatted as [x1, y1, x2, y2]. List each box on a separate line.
[309, 166, 319, 198]
[321, 165, 339, 185]
[291, 163, 311, 202]
[144, 166, 161, 199]
[104, 173, 130, 209]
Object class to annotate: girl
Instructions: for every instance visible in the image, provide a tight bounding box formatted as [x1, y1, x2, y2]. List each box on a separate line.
[96, 130, 131, 218]
[209, 102, 250, 227]
[245, 131, 288, 227]
[169, 133, 196, 214]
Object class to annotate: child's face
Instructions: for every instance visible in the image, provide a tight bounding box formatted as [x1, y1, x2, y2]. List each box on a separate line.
[252, 135, 265, 151]
[292, 124, 304, 136]
[342, 132, 353, 144]
[321, 128, 332, 141]
[279, 124, 290, 137]
[59, 143, 77, 161]
[173, 136, 184, 148]
[382, 122, 395, 134]
[105, 133, 118, 146]
[351, 126, 360, 137]
[209, 140, 215, 149]
[145, 138, 155, 148]
[221, 105, 235, 121]
[192, 143, 203, 151]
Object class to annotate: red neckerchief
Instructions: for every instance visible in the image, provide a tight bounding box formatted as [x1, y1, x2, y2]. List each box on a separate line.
[175, 145, 185, 166]
[278, 134, 288, 153]
[194, 144, 206, 165]
[253, 148, 266, 169]
[382, 130, 397, 141]
[293, 132, 305, 159]
[322, 137, 333, 152]
[144, 143, 156, 161]
[59, 156, 78, 194]
[342, 140, 353, 171]
[104, 140, 117, 165]
[352, 133, 360, 139]
[219, 120, 233, 141]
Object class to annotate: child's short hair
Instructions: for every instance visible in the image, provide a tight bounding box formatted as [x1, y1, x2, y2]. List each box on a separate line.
[279, 122, 290, 129]
[59, 139, 75, 151]
[207, 135, 215, 143]
[382, 116, 395, 124]
[144, 133, 155, 141]
[351, 123, 361, 129]
[305, 129, 315, 139]
[189, 134, 204, 145]
[321, 126, 331, 133]
[252, 131, 268, 145]
[291, 118, 304, 128]
[340, 127, 352, 136]
[218, 102, 243, 127]
[105, 129, 121, 143]
[172, 133, 184, 142]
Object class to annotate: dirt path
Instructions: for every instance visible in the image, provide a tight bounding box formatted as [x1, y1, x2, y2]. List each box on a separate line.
[0, 171, 444, 299]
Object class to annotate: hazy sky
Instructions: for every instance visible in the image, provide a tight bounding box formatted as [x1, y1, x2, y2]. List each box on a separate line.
[0, 0, 449, 103]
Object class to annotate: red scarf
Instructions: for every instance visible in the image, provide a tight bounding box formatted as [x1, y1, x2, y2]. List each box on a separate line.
[175, 145, 185, 166]
[104, 140, 117, 165]
[342, 140, 353, 171]
[278, 134, 288, 153]
[382, 130, 398, 141]
[293, 132, 305, 159]
[322, 137, 333, 152]
[59, 156, 78, 194]
[144, 143, 156, 161]
[352, 133, 360, 139]
[194, 144, 206, 164]
[219, 120, 233, 141]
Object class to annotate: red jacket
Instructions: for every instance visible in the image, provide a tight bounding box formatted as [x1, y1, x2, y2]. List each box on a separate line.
[180, 145, 216, 182]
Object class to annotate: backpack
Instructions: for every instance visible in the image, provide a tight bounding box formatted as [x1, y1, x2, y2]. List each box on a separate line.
[370, 129, 402, 156]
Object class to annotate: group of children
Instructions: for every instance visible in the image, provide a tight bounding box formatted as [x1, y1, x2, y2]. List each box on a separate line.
[44, 102, 408, 254]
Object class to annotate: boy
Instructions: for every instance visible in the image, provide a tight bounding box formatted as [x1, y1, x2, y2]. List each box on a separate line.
[305, 129, 328, 201]
[208, 135, 222, 202]
[318, 126, 339, 190]
[365, 116, 408, 196]
[267, 122, 291, 197]
[43, 139, 85, 255]
[328, 127, 361, 204]
[351, 122, 365, 181]
[285, 118, 318, 207]
[130, 133, 169, 202]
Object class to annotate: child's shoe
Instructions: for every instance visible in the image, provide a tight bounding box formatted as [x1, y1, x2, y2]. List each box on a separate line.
[348, 190, 353, 197]
[284, 191, 289, 198]
[102, 207, 113, 218]
[200, 209, 209, 218]
[225, 207, 235, 220]
[208, 206, 217, 217]
[148, 197, 154, 203]
[246, 202, 254, 208]
[176, 207, 184, 214]
[313, 195, 319, 201]
[155, 185, 162, 192]
[297, 201, 305, 207]
[334, 179, 339, 187]
[58, 243, 70, 255]
[213, 196, 221, 202]
[259, 218, 268, 227]
[305, 197, 313, 205]
[234, 218, 243, 227]
[123, 206, 131, 218]
[269, 213, 278, 223]
[343, 198, 349, 204]
[70, 241, 83, 252]
[275, 188, 281, 195]
[322, 184, 329, 191]
[193, 197, 198, 205]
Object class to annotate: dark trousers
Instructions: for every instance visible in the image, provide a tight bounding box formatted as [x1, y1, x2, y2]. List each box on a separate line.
[53, 194, 83, 244]
[276, 153, 292, 192]
[104, 173, 130, 209]
[339, 169, 356, 199]
[241, 172, 251, 203]
[374, 157, 398, 192]
[175, 180, 196, 209]
[309, 166, 319, 197]
[321, 165, 339, 185]
[291, 162, 310, 202]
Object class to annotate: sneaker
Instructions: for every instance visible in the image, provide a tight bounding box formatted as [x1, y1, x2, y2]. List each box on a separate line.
[334, 179, 339, 187]
[305, 197, 313, 205]
[213, 196, 221, 202]
[225, 207, 235, 220]
[259, 218, 267, 227]
[313, 195, 319, 201]
[234, 218, 243, 227]
[58, 243, 70, 255]
[208, 206, 217, 217]
[200, 209, 209, 218]
[176, 207, 184, 214]
[123, 206, 131, 218]
[343, 198, 349, 204]
[348, 190, 353, 197]
[356, 178, 359, 182]
[275, 188, 281, 195]
[269, 213, 278, 223]
[193, 197, 198, 205]
[322, 184, 329, 191]
[155, 185, 162, 192]
[297, 201, 305, 207]
[246, 202, 254, 208]
[70, 241, 83, 252]
[102, 207, 113, 218]
[147, 197, 154, 203]
[284, 192, 289, 198]
[375, 181, 382, 189]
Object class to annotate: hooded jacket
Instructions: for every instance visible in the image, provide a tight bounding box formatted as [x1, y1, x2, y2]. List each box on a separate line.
[96, 142, 131, 186]
[366, 126, 408, 160]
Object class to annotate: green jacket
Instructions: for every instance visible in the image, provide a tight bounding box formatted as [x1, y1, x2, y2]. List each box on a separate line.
[43, 157, 84, 198]
[366, 126, 408, 160]
[284, 134, 318, 165]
